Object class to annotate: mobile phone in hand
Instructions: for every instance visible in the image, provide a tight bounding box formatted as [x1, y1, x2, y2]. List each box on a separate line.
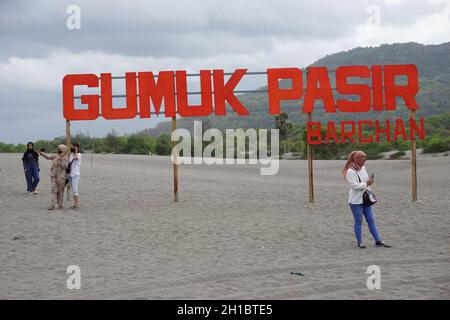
[371, 173, 374, 179]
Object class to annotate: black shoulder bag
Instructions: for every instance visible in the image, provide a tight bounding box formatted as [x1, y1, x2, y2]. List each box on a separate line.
[354, 170, 377, 206]
[66, 158, 74, 174]
[65, 158, 74, 185]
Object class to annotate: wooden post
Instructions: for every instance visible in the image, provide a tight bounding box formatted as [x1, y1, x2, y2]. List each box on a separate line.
[66, 120, 72, 201]
[307, 113, 314, 203]
[172, 117, 179, 202]
[410, 110, 417, 202]
[66, 120, 71, 148]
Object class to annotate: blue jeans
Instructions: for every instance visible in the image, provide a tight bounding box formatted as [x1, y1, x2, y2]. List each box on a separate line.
[25, 163, 40, 192]
[349, 203, 381, 245]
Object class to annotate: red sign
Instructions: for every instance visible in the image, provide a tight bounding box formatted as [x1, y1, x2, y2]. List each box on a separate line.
[62, 64, 423, 143]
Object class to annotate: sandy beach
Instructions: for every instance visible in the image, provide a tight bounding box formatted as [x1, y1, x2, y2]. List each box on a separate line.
[0, 153, 449, 299]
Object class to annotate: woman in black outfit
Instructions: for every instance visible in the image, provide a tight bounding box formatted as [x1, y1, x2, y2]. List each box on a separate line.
[22, 142, 40, 194]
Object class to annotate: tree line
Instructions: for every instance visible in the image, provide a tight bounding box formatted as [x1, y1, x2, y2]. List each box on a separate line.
[1, 113, 449, 159]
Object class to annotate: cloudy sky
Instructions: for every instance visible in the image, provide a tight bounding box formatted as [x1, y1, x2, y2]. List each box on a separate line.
[0, 0, 449, 143]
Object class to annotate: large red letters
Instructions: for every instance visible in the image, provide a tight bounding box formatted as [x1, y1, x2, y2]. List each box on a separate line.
[62, 65, 420, 121]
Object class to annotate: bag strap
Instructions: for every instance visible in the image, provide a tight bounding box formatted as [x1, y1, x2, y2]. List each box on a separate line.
[67, 157, 74, 172]
[69, 154, 75, 166]
[353, 169, 361, 183]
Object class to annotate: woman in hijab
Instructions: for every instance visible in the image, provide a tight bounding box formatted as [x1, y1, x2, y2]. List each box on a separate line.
[39, 145, 69, 210]
[22, 142, 40, 194]
[342, 150, 391, 249]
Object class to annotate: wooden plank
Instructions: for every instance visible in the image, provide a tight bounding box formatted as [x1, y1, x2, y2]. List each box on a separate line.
[66, 120, 72, 201]
[410, 110, 418, 201]
[172, 117, 179, 202]
[66, 120, 71, 148]
[307, 113, 314, 203]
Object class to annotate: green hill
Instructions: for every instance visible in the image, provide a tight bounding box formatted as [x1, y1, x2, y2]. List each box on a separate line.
[141, 42, 450, 136]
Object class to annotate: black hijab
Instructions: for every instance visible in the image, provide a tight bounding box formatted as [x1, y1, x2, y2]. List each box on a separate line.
[22, 142, 39, 161]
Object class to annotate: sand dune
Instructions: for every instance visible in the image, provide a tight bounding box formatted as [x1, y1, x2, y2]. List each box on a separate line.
[0, 153, 449, 299]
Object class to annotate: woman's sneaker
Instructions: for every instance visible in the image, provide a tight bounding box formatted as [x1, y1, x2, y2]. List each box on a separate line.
[357, 244, 367, 249]
[375, 241, 391, 248]
[33, 190, 39, 194]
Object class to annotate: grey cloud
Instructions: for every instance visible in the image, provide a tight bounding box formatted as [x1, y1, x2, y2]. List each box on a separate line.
[2, 0, 443, 61]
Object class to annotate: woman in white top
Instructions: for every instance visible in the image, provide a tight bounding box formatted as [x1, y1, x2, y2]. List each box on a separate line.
[342, 150, 390, 249]
[69, 143, 82, 211]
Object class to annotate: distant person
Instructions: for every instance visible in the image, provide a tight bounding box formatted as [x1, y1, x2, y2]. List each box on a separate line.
[39, 145, 69, 210]
[342, 150, 391, 249]
[69, 143, 82, 210]
[22, 142, 40, 194]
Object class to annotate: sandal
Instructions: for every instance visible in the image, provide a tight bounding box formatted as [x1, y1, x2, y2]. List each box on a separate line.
[48, 206, 55, 210]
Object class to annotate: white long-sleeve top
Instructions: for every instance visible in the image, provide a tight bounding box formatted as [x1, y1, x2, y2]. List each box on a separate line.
[346, 166, 371, 204]
[69, 153, 82, 177]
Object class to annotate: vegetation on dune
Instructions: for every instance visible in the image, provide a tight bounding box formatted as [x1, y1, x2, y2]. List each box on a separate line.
[1, 112, 449, 159]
